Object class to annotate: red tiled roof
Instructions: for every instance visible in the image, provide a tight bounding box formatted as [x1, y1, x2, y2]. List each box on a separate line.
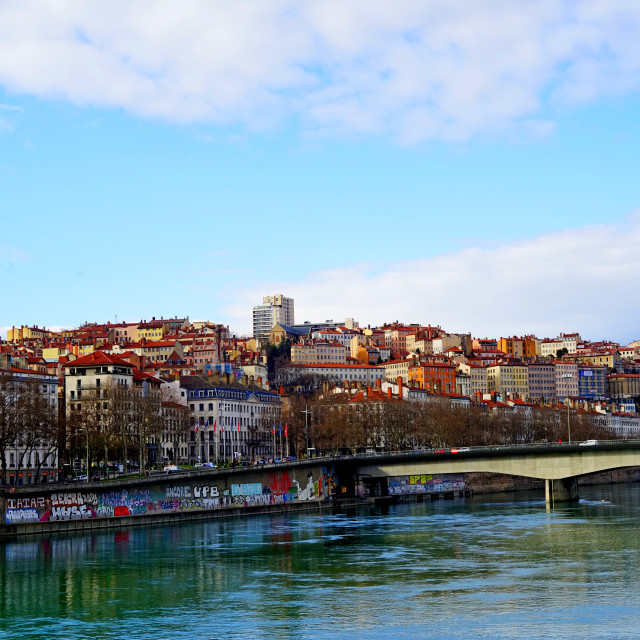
[63, 351, 133, 369]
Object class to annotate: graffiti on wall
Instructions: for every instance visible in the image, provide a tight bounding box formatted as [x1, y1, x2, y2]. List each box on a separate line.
[3, 468, 327, 525]
[388, 474, 466, 495]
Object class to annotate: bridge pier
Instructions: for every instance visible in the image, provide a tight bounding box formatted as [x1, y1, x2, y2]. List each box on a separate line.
[545, 477, 579, 506]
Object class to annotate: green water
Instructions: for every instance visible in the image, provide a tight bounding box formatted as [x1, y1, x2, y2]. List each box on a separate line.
[2, 483, 640, 639]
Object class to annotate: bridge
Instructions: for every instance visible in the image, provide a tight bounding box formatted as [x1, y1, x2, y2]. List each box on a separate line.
[346, 440, 640, 504]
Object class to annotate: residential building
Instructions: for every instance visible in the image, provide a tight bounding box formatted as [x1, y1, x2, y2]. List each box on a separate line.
[527, 362, 556, 402]
[291, 341, 348, 364]
[555, 362, 579, 399]
[181, 376, 282, 463]
[458, 362, 488, 396]
[498, 337, 525, 359]
[487, 363, 529, 398]
[380, 357, 417, 383]
[607, 374, 640, 401]
[577, 365, 607, 400]
[408, 363, 457, 394]
[0, 364, 59, 485]
[253, 295, 295, 341]
[284, 363, 384, 386]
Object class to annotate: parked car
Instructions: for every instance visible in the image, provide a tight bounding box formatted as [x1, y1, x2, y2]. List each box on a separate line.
[201, 462, 217, 468]
[579, 440, 599, 446]
[451, 447, 471, 453]
[164, 465, 180, 473]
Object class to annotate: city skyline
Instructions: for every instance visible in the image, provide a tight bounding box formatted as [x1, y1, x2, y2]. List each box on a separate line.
[1, 2, 639, 343]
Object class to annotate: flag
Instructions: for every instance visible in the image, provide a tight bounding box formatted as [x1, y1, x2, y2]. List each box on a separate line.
[279, 422, 282, 437]
[284, 423, 288, 438]
[194, 421, 199, 433]
[237, 418, 240, 433]
[205, 418, 209, 428]
[213, 419, 216, 433]
[272, 422, 275, 435]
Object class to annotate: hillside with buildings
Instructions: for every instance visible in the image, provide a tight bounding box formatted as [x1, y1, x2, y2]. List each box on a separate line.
[1, 294, 639, 485]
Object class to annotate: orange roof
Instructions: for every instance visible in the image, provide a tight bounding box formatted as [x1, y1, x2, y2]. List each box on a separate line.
[64, 351, 133, 369]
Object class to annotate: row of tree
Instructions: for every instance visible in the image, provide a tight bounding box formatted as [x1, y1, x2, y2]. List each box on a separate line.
[0, 373, 191, 484]
[0, 374, 58, 484]
[283, 392, 615, 456]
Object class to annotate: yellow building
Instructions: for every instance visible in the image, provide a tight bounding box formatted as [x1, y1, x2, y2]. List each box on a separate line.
[487, 363, 529, 398]
[137, 320, 170, 341]
[498, 337, 524, 359]
[7, 325, 56, 342]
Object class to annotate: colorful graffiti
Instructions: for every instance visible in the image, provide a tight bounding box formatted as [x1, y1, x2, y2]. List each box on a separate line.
[3, 468, 328, 526]
[388, 474, 465, 495]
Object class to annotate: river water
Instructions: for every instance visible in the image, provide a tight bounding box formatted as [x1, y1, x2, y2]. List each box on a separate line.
[2, 483, 640, 640]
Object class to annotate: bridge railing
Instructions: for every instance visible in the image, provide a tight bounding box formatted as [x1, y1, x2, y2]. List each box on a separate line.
[332, 439, 640, 461]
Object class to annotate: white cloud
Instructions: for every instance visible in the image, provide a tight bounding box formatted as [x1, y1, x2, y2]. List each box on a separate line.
[0, 1, 639, 141]
[224, 213, 640, 343]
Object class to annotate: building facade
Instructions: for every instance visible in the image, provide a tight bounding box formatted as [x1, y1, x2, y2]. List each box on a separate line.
[252, 295, 295, 341]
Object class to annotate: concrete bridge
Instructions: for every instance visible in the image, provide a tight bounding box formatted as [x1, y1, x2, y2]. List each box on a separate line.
[349, 440, 640, 504]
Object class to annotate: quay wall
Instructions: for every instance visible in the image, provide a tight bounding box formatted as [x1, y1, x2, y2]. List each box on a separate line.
[0, 461, 343, 539]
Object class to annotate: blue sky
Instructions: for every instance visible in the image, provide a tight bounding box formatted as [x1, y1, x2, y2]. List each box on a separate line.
[1, 1, 639, 343]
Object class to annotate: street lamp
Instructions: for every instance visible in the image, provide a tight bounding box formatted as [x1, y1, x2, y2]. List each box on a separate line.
[301, 405, 312, 458]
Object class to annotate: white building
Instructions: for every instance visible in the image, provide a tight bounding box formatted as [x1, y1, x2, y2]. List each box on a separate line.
[182, 377, 282, 463]
[0, 364, 59, 485]
[252, 294, 295, 341]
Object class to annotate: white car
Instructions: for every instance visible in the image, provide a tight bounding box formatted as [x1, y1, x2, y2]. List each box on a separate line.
[164, 465, 180, 473]
[579, 440, 599, 446]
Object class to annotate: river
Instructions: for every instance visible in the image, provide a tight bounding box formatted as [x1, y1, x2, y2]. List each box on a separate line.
[2, 482, 640, 640]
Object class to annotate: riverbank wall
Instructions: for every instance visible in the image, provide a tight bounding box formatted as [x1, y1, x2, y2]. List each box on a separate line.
[0, 460, 348, 540]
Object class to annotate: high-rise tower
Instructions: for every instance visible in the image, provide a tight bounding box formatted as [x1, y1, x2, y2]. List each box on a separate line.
[252, 295, 295, 341]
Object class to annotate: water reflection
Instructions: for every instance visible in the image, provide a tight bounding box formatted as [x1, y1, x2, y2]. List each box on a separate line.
[1, 483, 640, 639]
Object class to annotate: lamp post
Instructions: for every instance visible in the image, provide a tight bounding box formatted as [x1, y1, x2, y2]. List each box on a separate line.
[85, 423, 90, 483]
[301, 405, 312, 458]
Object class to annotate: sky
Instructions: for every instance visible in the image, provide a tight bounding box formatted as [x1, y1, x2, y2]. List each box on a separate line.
[1, 0, 639, 344]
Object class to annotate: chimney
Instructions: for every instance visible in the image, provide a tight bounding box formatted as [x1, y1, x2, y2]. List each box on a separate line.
[257, 376, 262, 389]
[387, 387, 392, 399]
[376, 378, 382, 388]
[397, 376, 403, 398]
[280, 385, 284, 395]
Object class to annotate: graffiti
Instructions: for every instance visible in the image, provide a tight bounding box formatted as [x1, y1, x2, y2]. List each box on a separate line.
[388, 474, 466, 495]
[97, 490, 154, 516]
[193, 486, 219, 499]
[166, 486, 191, 499]
[48, 504, 93, 521]
[231, 483, 262, 497]
[293, 473, 316, 501]
[160, 500, 181, 511]
[179, 499, 201, 511]
[6, 497, 46, 510]
[2, 467, 332, 526]
[5, 508, 40, 524]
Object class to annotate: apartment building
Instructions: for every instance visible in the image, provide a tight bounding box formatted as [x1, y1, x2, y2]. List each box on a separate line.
[252, 295, 295, 341]
[487, 363, 529, 398]
[291, 341, 347, 365]
[527, 362, 556, 402]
